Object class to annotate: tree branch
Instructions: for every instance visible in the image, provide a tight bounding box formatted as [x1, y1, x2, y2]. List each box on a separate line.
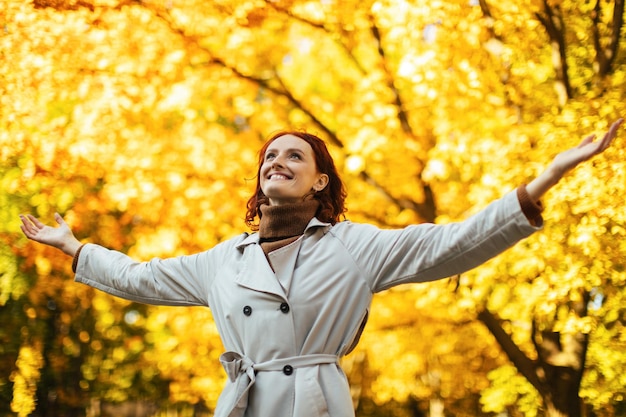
[592, 0, 624, 77]
[477, 0, 503, 41]
[139, 1, 438, 222]
[262, 0, 367, 75]
[367, 14, 437, 222]
[534, 0, 572, 105]
[273, 73, 344, 148]
[477, 309, 548, 395]
[357, 171, 435, 221]
[369, 16, 413, 136]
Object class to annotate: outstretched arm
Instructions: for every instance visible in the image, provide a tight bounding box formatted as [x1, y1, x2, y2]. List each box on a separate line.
[526, 118, 623, 201]
[20, 213, 214, 305]
[19, 213, 82, 257]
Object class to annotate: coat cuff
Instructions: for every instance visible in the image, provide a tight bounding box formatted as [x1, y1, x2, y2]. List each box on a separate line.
[517, 185, 543, 226]
[72, 244, 86, 273]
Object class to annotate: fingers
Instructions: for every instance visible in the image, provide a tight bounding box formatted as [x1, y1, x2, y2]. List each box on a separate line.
[19, 214, 53, 238]
[19, 222, 29, 237]
[611, 117, 624, 131]
[578, 134, 596, 148]
[597, 118, 624, 152]
[26, 214, 45, 228]
[608, 117, 623, 139]
[577, 117, 624, 157]
[606, 117, 623, 140]
[19, 214, 32, 230]
[19, 214, 39, 238]
[54, 212, 65, 226]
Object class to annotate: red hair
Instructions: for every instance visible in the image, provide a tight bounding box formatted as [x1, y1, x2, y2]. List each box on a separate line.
[245, 131, 347, 230]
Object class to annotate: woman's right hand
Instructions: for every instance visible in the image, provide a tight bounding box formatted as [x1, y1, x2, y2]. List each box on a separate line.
[19, 213, 82, 257]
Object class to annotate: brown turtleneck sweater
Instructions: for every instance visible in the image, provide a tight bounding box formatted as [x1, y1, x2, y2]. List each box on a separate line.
[258, 199, 320, 255]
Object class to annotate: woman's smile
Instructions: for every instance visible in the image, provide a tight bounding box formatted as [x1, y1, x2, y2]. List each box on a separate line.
[267, 173, 293, 181]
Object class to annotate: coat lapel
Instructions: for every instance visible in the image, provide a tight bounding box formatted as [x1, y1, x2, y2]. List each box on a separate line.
[267, 237, 303, 296]
[235, 235, 287, 299]
[233, 219, 330, 299]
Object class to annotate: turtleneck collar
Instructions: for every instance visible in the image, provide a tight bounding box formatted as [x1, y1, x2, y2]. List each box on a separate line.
[258, 199, 320, 240]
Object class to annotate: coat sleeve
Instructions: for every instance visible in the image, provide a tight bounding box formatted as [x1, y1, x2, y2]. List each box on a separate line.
[74, 236, 244, 306]
[330, 190, 542, 293]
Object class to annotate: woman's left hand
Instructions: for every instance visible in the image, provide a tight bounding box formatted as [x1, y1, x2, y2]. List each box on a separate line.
[526, 117, 623, 201]
[551, 118, 623, 177]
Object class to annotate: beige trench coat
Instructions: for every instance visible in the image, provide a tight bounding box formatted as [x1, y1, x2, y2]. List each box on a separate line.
[75, 190, 540, 417]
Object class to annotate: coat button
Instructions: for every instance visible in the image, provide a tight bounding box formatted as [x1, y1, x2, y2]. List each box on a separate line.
[282, 365, 293, 376]
[243, 306, 252, 316]
[280, 303, 290, 314]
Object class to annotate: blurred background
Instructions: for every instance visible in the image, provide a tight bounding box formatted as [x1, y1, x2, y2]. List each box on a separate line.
[2, 0, 626, 416]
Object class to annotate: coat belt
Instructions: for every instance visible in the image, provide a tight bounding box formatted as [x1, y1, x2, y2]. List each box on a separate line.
[217, 351, 338, 417]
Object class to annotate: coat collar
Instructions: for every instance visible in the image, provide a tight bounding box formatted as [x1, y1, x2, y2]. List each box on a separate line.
[233, 218, 331, 298]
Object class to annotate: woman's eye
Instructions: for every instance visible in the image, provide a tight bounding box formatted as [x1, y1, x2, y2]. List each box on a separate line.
[289, 153, 301, 159]
[265, 153, 275, 160]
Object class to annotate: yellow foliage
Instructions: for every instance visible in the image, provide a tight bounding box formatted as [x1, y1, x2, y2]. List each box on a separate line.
[3, 0, 626, 414]
[10, 343, 45, 417]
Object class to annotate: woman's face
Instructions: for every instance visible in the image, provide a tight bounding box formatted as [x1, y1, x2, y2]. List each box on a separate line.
[259, 135, 329, 206]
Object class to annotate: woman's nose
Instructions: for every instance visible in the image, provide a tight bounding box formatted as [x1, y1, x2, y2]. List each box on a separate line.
[271, 155, 285, 168]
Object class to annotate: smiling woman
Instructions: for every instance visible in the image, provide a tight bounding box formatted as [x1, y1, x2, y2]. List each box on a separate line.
[19, 120, 623, 417]
[259, 135, 329, 206]
[246, 130, 347, 230]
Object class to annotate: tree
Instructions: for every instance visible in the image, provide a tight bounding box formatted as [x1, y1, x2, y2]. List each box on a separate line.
[3, 0, 626, 416]
[468, 1, 626, 416]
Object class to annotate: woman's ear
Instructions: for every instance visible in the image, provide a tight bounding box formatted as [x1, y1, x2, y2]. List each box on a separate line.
[314, 174, 329, 192]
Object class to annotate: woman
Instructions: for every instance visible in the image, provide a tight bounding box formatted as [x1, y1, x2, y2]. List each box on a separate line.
[20, 120, 623, 417]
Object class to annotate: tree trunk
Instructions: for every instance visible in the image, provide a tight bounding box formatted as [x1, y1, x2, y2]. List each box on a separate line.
[478, 307, 588, 417]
